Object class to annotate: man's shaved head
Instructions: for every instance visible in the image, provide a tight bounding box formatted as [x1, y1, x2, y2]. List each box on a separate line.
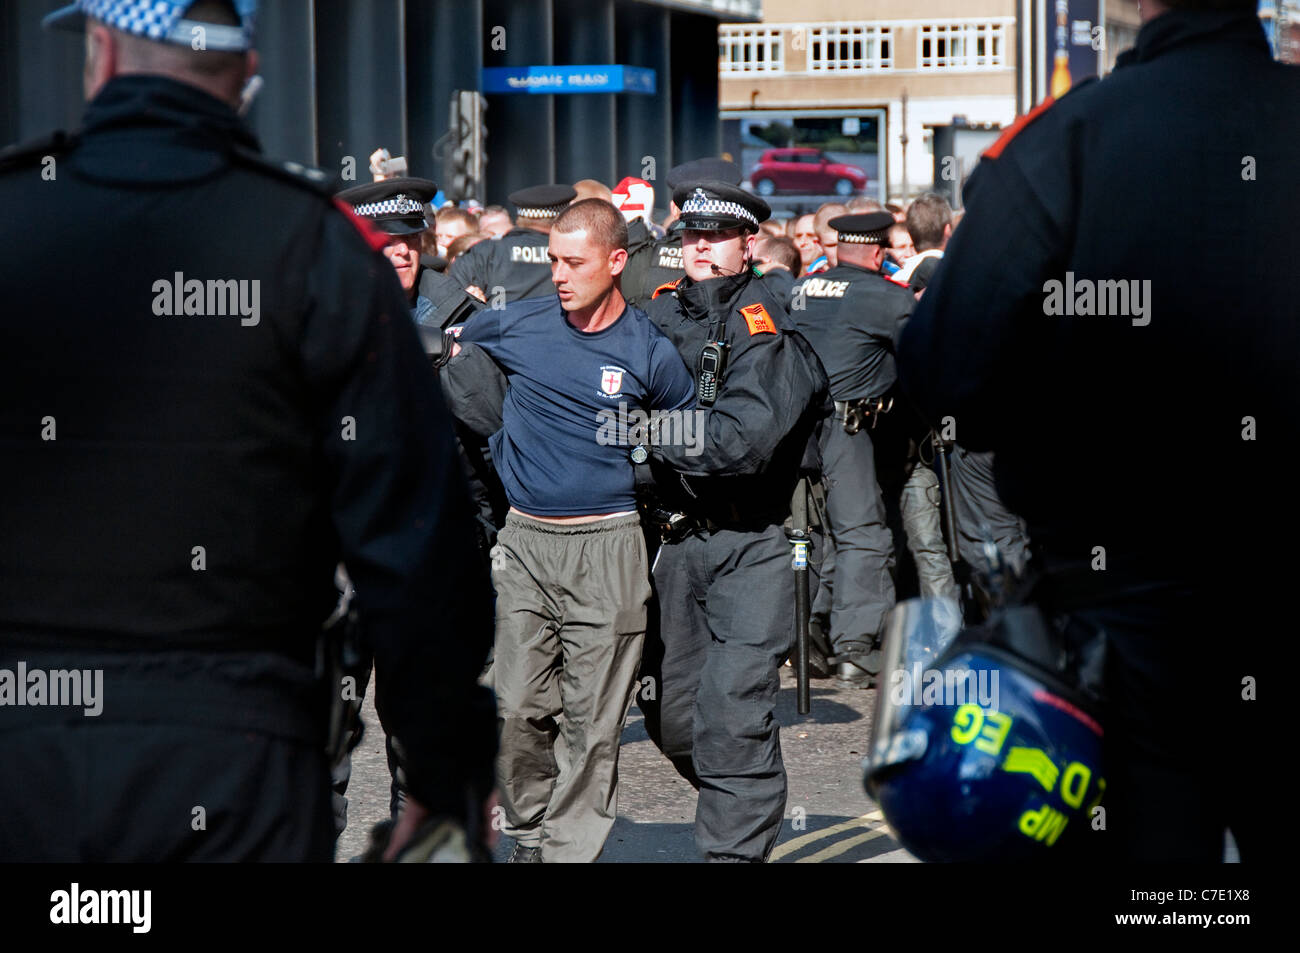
[553, 198, 629, 253]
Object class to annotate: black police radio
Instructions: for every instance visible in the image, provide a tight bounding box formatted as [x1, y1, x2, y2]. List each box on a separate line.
[696, 340, 729, 407]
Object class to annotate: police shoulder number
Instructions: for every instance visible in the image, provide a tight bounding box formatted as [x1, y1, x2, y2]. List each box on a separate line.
[739, 302, 777, 336]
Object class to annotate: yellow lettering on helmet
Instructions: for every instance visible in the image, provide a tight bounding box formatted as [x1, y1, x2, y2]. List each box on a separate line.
[1001, 746, 1060, 793]
[1018, 803, 1069, 846]
[1086, 775, 1107, 813]
[974, 710, 1013, 756]
[950, 704, 983, 745]
[1060, 761, 1093, 809]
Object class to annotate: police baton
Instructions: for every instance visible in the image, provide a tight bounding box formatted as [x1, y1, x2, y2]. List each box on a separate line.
[931, 434, 982, 622]
[931, 434, 961, 567]
[788, 478, 812, 715]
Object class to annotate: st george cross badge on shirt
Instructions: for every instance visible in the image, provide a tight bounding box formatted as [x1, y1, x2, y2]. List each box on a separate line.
[600, 366, 625, 397]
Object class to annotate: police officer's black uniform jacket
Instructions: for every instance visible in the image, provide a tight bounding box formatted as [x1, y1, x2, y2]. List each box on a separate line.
[759, 266, 796, 312]
[645, 271, 828, 522]
[620, 217, 658, 309]
[447, 224, 552, 302]
[644, 234, 687, 298]
[897, 6, 1300, 581]
[0, 76, 496, 830]
[792, 263, 914, 402]
[413, 265, 481, 358]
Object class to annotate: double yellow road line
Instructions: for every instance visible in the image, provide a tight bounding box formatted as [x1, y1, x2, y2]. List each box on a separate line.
[771, 810, 892, 863]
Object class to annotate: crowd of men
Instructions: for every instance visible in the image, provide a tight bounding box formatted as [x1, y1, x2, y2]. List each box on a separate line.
[1, 0, 1288, 866]
[326, 152, 1035, 862]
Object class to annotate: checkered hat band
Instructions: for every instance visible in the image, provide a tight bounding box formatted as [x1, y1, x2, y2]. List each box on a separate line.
[680, 197, 758, 226]
[81, 0, 251, 49]
[82, 0, 183, 40]
[517, 204, 567, 218]
[352, 196, 426, 218]
[839, 232, 886, 244]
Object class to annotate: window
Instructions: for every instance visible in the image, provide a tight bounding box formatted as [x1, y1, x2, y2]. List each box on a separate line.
[918, 22, 1008, 70]
[808, 24, 893, 72]
[719, 26, 785, 73]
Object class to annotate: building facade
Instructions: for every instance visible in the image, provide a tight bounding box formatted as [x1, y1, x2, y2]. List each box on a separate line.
[2, 0, 757, 211]
[719, 0, 1022, 202]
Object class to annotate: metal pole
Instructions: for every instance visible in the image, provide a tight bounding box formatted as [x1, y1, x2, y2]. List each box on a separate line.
[900, 87, 909, 201]
[790, 478, 811, 715]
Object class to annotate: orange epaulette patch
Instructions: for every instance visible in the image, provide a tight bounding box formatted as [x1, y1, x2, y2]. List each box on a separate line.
[739, 302, 777, 336]
[983, 96, 1056, 161]
[651, 279, 681, 299]
[333, 197, 390, 254]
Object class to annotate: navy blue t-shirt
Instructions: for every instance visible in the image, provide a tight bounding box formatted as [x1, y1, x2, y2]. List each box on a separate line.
[451, 294, 695, 516]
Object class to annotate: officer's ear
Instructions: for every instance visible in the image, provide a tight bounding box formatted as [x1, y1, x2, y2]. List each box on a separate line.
[83, 22, 119, 102]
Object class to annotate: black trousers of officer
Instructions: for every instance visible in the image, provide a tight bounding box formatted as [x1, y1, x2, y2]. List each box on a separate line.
[1, 723, 335, 861]
[0, 652, 335, 862]
[641, 523, 793, 862]
[1051, 577, 1268, 864]
[813, 421, 895, 652]
[948, 446, 1031, 576]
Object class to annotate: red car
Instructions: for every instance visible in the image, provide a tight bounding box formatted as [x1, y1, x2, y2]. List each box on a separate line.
[750, 148, 868, 197]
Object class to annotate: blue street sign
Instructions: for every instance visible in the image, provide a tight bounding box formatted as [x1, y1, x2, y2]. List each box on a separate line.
[482, 65, 657, 95]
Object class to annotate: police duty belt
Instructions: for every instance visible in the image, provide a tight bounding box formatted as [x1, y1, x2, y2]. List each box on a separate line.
[834, 397, 894, 434]
[640, 500, 788, 542]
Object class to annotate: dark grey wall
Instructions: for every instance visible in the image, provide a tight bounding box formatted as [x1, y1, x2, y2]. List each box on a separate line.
[246, 0, 316, 164]
[3, 0, 87, 147]
[615, 1, 672, 206]
[554, 0, 615, 187]
[482, 0, 555, 203]
[3, 0, 727, 212]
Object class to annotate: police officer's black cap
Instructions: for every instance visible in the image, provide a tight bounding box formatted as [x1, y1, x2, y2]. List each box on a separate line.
[829, 212, 895, 246]
[666, 158, 742, 191]
[337, 177, 438, 235]
[673, 180, 770, 233]
[508, 184, 578, 220]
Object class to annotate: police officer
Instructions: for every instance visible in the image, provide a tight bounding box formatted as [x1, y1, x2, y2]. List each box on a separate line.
[897, 0, 1294, 861]
[0, 0, 496, 861]
[640, 180, 829, 862]
[790, 213, 910, 682]
[448, 183, 576, 303]
[336, 176, 495, 823]
[340, 175, 503, 558]
[337, 176, 481, 360]
[627, 158, 743, 307]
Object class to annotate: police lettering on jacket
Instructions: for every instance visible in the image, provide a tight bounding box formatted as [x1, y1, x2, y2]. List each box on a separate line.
[656, 245, 683, 270]
[510, 245, 549, 265]
[796, 277, 850, 299]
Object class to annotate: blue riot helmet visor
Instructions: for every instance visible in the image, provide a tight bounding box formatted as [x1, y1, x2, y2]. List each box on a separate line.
[864, 600, 1108, 862]
[864, 597, 963, 782]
